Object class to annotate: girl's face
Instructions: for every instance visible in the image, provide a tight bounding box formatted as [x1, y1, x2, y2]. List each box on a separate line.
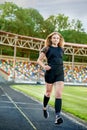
[51, 34, 60, 46]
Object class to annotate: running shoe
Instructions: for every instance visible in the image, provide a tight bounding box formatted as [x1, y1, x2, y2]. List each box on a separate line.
[43, 109, 49, 118]
[55, 115, 63, 125]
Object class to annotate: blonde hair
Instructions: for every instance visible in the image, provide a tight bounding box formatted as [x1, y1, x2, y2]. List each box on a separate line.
[45, 32, 65, 48]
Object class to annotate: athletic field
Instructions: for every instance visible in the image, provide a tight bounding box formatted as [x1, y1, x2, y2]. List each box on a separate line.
[11, 85, 87, 122]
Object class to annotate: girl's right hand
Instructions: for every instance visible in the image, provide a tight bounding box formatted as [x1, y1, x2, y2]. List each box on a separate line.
[44, 65, 51, 71]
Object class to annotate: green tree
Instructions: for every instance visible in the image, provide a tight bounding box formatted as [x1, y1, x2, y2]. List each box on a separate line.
[24, 8, 44, 37]
[0, 2, 19, 31]
[0, 2, 44, 37]
[61, 30, 87, 44]
[55, 14, 70, 31]
[0, 1, 87, 45]
[70, 19, 84, 32]
[45, 14, 84, 32]
[41, 16, 55, 38]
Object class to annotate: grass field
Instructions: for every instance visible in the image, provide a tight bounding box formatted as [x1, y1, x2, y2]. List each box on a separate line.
[11, 85, 87, 122]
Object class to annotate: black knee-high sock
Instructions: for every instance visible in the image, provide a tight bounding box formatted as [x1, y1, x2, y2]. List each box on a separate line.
[43, 95, 50, 108]
[55, 98, 62, 116]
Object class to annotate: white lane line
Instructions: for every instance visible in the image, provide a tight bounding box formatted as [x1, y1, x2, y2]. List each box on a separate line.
[5, 92, 37, 130]
[0, 86, 37, 130]
[15, 102, 40, 105]
[0, 101, 13, 103]
[0, 100, 40, 105]
[0, 106, 16, 109]
[0, 106, 42, 110]
[6, 92, 37, 130]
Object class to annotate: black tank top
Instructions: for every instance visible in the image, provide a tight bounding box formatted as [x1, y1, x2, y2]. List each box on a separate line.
[41, 46, 64, 66]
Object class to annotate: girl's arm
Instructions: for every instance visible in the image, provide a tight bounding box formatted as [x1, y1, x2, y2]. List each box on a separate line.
[37, 52, 51, 71]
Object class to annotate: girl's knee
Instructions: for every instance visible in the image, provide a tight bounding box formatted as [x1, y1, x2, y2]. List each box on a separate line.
[46, 91, 51, 97]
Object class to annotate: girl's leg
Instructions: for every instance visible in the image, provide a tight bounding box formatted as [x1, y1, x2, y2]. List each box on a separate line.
[43, 83, 53, 118]
[54, 81, 64, 124]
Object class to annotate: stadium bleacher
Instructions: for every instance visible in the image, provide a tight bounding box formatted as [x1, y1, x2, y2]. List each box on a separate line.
[0, 59, 87, 84]
[0, 31, 87, 85]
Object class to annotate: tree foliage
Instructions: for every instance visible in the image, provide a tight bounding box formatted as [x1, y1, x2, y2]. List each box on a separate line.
[0, 2, 87, 44]
[0, 2, 87, 62]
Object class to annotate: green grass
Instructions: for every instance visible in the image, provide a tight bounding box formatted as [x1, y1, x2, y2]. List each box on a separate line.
[11, 85, 87, 122]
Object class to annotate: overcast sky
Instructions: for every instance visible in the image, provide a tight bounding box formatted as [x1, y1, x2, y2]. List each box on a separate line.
[0, 0, 87, 32]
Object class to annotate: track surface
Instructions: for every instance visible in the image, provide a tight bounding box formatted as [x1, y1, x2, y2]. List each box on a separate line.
[0, 83, 87, 130]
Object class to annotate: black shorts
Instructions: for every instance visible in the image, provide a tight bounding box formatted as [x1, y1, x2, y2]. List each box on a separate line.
[45, 65, 64, 84]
